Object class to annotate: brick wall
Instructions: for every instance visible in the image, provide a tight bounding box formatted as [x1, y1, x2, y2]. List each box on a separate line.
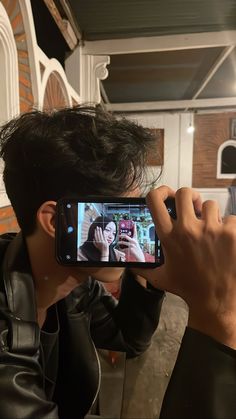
[147, 129, 164, 166]
[192, 112, 236, 188]
[43, 73, 68, 110]
[0, 206, 19, 234]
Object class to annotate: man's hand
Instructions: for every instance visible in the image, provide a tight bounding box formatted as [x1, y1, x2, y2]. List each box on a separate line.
[145, 185, 236, 349]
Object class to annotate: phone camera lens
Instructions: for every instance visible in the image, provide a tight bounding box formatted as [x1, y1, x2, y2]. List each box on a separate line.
[67, 226, 73, 233]
[67, 204, 71, 208]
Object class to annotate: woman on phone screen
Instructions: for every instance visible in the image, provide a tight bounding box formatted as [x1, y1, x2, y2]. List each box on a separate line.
[78, 216, 126, 262]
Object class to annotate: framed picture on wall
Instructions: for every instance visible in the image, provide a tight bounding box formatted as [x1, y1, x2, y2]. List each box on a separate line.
[146, 129, 164, 166]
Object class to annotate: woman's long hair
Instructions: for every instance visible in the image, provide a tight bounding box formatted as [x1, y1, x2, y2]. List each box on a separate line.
[80, 216, 117, 261]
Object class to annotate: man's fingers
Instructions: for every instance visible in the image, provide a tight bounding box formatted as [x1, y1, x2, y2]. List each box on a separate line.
[223, 214, 236, 226]
[175, 187, 202, 224]
[201, 200, 221, 224]
[146, 186, 175, 236]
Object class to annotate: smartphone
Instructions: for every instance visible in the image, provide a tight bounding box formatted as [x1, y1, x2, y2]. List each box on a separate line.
[118, 219, 135, 249]
[55, 196, 176, 267]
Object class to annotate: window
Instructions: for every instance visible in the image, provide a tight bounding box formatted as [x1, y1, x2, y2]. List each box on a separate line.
[217, 140, 236, 179]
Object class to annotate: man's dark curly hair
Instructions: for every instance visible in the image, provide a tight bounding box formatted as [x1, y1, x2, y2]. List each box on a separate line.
[0, 105, 160, 235]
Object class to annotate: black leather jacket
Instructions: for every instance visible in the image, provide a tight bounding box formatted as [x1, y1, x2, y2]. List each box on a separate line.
[0, 233, 164, 419]
[160, 328, 236, 419]
[1, 234, 236, 419]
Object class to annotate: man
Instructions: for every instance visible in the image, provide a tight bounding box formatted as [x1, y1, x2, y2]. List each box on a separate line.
[0, 106, 236, 419]
[143, 185, 236, 419]
[0, 106, 164, 419]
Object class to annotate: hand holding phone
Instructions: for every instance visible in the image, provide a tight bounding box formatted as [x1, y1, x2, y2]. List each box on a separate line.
[118, 219, 135, 248]
[118, 222, 145, 262]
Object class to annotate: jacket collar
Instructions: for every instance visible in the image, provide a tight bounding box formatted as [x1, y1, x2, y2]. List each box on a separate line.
[2, 232, 37, 322]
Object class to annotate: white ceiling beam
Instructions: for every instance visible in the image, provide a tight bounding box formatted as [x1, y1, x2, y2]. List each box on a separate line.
[106, 97, 236, 112]
[192, 45, 235, 100]
[83, 30, 236, 56]
[183, 45, 235, 112]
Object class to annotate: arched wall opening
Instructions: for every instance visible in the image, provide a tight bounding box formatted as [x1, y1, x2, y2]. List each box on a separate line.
[0, 3, 19, 208]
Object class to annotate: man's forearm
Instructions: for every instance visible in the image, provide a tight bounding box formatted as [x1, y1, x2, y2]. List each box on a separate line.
[188, 311, 236, 350]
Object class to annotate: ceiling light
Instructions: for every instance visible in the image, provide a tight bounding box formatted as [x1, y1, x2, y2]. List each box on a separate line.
[187, 123, 195, 134]
[187, 112, 195, 134]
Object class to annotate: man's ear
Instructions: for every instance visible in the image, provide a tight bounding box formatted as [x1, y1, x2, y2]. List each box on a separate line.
[37, 201, 57, 238]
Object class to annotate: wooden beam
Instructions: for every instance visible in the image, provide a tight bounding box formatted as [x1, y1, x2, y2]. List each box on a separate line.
[59, 0, 82, 41]
[43, 0, 77, 50]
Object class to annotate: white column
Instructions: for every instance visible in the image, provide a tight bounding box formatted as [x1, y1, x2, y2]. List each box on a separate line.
[81, 54, 110, 103]
[65, 44, 82, 97]
[161, 114, 180, 190]
[178, 113, 194, 187]
[65, 45, 110, 104]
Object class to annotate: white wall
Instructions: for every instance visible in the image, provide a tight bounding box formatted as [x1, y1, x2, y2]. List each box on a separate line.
[126, 111, 230, 215]
[197, 188, 230, 217]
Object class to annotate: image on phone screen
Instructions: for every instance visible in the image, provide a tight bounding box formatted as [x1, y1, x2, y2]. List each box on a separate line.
[55, 197, 169, 267]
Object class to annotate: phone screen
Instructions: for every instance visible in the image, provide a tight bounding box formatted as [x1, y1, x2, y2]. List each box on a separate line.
[55, 197, 176, 267]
